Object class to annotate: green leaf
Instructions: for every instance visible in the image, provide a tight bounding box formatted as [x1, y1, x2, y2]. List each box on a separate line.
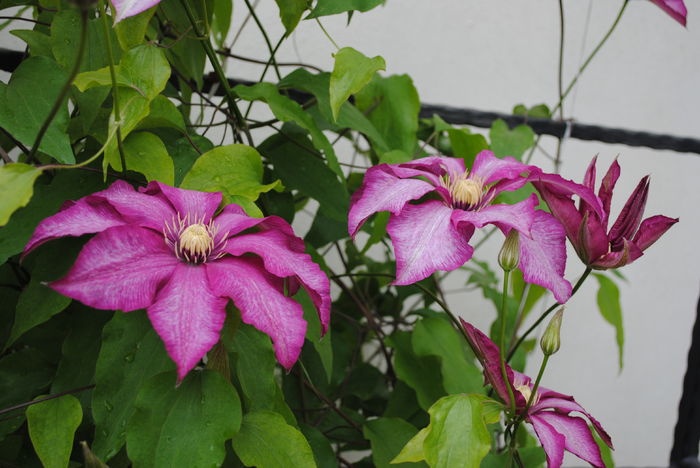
[594, 273, 625, 370]
[330, 47, 385, 121]
[298, 288, 333, 380]
[279, 69, 389, 152]
[394, 394, 491, 468]
[355, 74, 420, 154]
[92, 312, 174, 461]
[363, 418, 427, 468]
[0, 57, 74, 163]
[113, 131, 174, 184]
[300, 424, 336, 468]
[0, 169, 104, 264]
[489, 119, 535, 159]
[0, 163, 43, 226]
[211, 0, 233, 47]
[6, 280, 71, 348]
[307, 0, 384, 18]
[386, 331, 444, 410]
[104, 88, 150, 173]
[135, 95, 186, 132]
[11, 29, 52, 57]
[231, 411, 316, 468]
[392, 428, 428, 464]
[447, 129, 488, 168]
[73, 67, 133, 92]
[259, 126, 349, 222]
[411, 317, 483, 395]
[224, 322, 293, 422]
[27, 394, 82, 468]
[167, 134, 213, 186]
[0, 348, 55, 440]
[180, 144, 279, 204]
[51, 9, 120, 73]
[119, 44, 170, 99]
[234, 82, 342, 178]
[126, 370, 241, 468]
[275, 0, 307, 34]
[115, 6, 156, 50]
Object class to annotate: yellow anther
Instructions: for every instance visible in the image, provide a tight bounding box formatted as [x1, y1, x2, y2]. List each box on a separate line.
[516, 384, 539, 406]
[179, 223, 213, 259]
[444, 172, 484, 209]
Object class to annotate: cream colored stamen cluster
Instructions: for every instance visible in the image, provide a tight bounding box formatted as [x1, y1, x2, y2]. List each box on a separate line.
[516, 384, 540, 407]
[164, 214, 227, 264]
[179, 224, 214, 260]
[442, 171, 485, 210]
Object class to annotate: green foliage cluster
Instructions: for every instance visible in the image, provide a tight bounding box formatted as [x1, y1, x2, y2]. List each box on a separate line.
[0, 0, 626, 467]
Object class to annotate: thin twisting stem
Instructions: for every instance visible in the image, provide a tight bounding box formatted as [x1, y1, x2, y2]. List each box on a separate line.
[178, 0, 253, 146]
[27, 7, 89, 163]
[242, 0, 282, 79]
[550, 0, 629, 116]
[499, 270, 516, 416]
[507, 267, 592, 361]
[99, 0, 128, 172]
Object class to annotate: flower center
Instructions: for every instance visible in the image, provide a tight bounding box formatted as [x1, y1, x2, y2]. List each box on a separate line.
[163, 214, 228, 265]
[179, 224, 213, 263]
[442, 172, 485, 210]
[515, 384, 539, 407]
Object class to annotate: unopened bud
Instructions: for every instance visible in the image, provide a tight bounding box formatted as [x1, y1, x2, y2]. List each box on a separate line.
[540, 308, 564, 356]
[498, 230, 520, 272]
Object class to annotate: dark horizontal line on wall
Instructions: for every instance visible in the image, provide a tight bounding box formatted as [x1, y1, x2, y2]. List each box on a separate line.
[1, 48, 697, 155]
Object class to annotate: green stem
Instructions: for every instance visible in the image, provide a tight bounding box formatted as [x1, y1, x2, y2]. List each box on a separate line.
[499, 270, 516, 416]
[27, 7, 89, 164]
[509, 353, 550, 454]
[315, 18, 340, 50]
[550, 0, 628, 116]
[242, 0, 282, 79]
[99, 0, 128, 173]
[553, 0, 565, 173]
[507, 267, 591, 361]
[179, 0, 253, 146]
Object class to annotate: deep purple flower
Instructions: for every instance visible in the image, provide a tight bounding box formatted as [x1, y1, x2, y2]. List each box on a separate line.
[24, 181, 330, 381]
[533, 157, 678, 270]
[650, 0, 687, 26]
[348, 151, 573, 302]
[461, 320, 613, 468]
[110, 0, 162, 24]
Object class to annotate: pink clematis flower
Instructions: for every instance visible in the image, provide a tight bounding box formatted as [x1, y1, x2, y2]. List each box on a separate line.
[110, 0, 162, 24]
[461, 320, 613, 468]
[23, 181, 330, 381]
[649, 0, 687, 26]
[348, 151, 576, 303]
[532, 157, 678, 270]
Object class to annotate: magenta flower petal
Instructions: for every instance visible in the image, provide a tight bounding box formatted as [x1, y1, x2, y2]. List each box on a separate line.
[207, 257, 307, 370]
[147, 264, 228, 381]
[398, 155, 465, 179]
[577, 211, 610, 264]
[143, 181, 222, 223]
[452, 194, 537, 234]
[24, 180, 178, 255]
[518, 210, 572, 303]
[533, 396, 613, 449]
[111, 0, 162, 24]
[632, 215, 679, 251]
[582, 157, 597, 192]
[225, 227, 331, 333]
[470, 150, 531, 185]
[24, 198, 126, 255]
[460, 320, 526, 407]
[533, 173, 606, 222]
[649, 0, 687, 26]
[529, 414, 566, 468]
[50, 226, 179, 311]
[608, 176, 649, 249]
[387, 200, 475, 285]
[592, 238, 644, 269]
[533, 412, 605, 468]
[348, 165, 435, 237]
[598, 159, 621, 224]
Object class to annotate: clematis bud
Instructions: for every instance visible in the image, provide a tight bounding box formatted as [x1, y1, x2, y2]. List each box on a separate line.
[498, 230, 520, 272]
[540, 308, 564, 356]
